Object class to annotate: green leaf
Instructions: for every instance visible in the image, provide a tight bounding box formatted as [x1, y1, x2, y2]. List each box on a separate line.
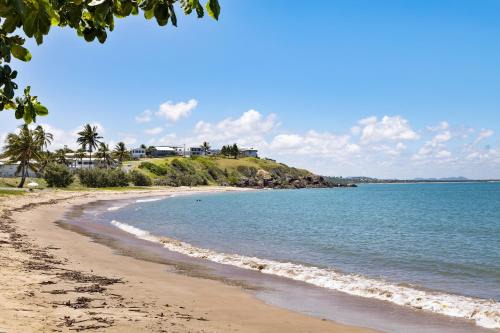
[35, 104, 49, 116]
[11, 44, 32, 62]
[206, 0, 219, 20]
[154, 4, 169, 26]
[15, 105, 24, 119]
[168, 4, 177, 26]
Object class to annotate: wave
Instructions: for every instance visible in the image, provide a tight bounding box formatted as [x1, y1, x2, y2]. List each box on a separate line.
[135, 197, 166, 203]
[107, 206, 124, 211]
[109, 220, 500, 329]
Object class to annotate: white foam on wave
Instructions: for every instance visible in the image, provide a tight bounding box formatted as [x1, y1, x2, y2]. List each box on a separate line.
[107, 206, 124, 211]
[109, 220, 500, 329]
[135, 197, 165, 203]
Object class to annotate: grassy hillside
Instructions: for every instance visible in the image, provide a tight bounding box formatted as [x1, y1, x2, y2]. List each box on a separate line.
[130, 156, 333, 188]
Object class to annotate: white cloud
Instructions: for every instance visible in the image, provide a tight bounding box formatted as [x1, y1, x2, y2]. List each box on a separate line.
[427, 121, 449, 132]
[270, 131, 360, 157]
[358, 115, 419, 143]
[474, 129, 494, 144]
[436, 150, 452, 159]
[120, 137, 137, 146]
[432, 130, 452, 143]
[156, 99, 197, 122]
[194, 109, 277, 146]
[135, 110, 152, 123]
[145, 127, 163, 135]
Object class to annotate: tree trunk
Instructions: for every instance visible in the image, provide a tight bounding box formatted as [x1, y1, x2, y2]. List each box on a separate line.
[18, 162, 26, 188]
[89, 151, 92, 169]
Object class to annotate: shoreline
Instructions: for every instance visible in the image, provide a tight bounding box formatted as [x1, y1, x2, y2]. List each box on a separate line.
[0, 187, 377, 333]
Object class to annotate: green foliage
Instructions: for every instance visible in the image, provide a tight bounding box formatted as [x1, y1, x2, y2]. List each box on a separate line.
[128, 170, 152, 186]
[77, 168, 129, 187]
[43, 163, 74, 188]
[0, 0, 220, 121]
[139, 161, 169, 175]
[1, 124, 48, 187]
[130, 156, 324, 188]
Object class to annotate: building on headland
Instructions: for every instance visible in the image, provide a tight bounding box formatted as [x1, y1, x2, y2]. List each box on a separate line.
[132, 145, 258, 159]
[189, 147, 205, 156]
[130, 147, 146, 159]
[151, 146, 177, 157]
[239, 148, 258, 158]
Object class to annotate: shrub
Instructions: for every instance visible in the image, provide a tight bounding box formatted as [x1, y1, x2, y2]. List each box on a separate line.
[43, 163, 74, 188]
[129, 170, 152, 186]
[138, 162, 168, 176]
[77, 168, 129, 187]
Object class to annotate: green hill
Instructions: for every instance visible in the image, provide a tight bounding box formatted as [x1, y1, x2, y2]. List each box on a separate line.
[129, 156, 334, 189]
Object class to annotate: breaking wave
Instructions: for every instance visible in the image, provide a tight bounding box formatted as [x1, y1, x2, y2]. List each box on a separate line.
[109, 220, 500, 329]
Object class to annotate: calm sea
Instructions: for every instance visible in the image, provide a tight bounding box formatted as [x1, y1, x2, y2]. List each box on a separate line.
[104, 183, 500, 329]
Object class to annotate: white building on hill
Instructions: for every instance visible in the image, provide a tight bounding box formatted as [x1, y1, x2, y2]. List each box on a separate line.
[131, 147, 146, 158]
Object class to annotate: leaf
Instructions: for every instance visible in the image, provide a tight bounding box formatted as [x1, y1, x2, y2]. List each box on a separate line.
[154, 3, 169, 26]
[11, 44, 32, 62]
[168, 4, 177, 26]
[15, 105, 24, 119]
[205, 0, 219, 20]
[34, 104, 49, 116]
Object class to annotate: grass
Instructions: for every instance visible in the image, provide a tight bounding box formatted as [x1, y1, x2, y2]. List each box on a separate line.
[0, 189, 26, 196]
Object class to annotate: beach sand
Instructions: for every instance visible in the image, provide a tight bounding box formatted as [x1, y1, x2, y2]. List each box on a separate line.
[0, 187, 377, 333]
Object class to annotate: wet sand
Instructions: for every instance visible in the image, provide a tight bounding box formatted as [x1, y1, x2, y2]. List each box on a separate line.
[0, 187, 377, 333]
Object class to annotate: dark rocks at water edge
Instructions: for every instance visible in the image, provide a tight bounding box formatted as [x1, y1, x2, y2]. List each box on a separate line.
[232, 174, 357, 189]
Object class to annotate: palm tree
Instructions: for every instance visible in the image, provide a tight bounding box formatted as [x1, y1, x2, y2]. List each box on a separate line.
[74, 149, 86, 169]
[38, 150, 55, 173]
[34, 125, 53, 152]
[54, 149, 69, 165]
[113, 142, 128, 164]
[201, 141, 211, 155]
[76, 124, 102, 168]
[1, 125, 46, 188]
[96, 142, 114, 169]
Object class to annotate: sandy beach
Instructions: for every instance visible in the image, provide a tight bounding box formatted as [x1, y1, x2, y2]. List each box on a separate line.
[0, 187, 377, 333]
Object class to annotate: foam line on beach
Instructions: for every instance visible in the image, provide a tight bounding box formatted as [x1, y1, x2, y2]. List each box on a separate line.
[109, 220, 500, 329]
[107, 206, 125, 211]
[135, 197, 166, 203]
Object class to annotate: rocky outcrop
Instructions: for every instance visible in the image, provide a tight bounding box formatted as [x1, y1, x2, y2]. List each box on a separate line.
[234, 169, 348, 189]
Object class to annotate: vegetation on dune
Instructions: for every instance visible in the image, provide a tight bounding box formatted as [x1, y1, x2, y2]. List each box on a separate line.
[77, 168, 129, 188]
[43, 163, 74, 188]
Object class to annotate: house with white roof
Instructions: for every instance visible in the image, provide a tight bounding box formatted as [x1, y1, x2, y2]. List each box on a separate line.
[151, 146, 177, 157]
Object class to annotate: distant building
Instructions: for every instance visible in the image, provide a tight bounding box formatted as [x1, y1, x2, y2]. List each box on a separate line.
[0, 160, 37, 178]
[189, 147, 205, 156]
[131, 147, 146, 159]
[240, 148, 258, 158]
[151, 146, 177, 157]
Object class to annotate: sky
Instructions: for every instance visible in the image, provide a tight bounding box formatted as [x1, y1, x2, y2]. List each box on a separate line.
[1, 0, 499, 179]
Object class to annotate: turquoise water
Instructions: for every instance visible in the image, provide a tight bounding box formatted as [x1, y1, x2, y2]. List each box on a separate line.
[105, 183, 500, 328]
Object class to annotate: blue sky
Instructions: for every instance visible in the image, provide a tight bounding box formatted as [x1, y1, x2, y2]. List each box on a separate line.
[1, 0, 499, 178]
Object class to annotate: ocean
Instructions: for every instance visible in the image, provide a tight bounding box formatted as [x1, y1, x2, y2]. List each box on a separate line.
[98, 183, 499, 330]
